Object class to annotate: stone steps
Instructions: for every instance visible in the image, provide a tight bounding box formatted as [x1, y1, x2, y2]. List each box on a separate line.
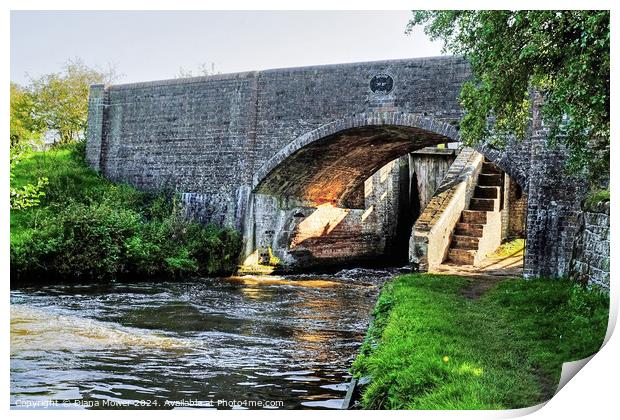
[451, 234, 480, 250]
[482, 161, 502, 174]
[461, 210, 487, 224]
[469, 198, 496, 211]
[478, 173, 502, 187]
[448, 248, 475, 264]
[474, 185, 499, 199]
[454, 222, 484, 237]
[446, 160, 503, 265]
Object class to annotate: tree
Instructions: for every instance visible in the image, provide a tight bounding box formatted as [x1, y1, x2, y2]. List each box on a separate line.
[10, 59, 118, 209]
[408, 11, 610, 183]
[10, 82, 43, 148]
[28, 58, 118, 144]
[175, 62, 219, 78]
[10, 82, 48, 210]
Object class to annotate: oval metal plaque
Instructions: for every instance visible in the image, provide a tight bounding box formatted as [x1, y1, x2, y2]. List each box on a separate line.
[369, 73, 394, 94]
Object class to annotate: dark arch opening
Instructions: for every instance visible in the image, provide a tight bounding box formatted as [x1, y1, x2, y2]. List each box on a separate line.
[248, 114, 528, 272]
[254, 124, 456, 209]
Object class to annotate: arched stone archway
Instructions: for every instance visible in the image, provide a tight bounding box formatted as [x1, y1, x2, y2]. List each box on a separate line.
[247, 112, 531, 271]
[252, 112, 529, 207]
[253, 113, 460, 209]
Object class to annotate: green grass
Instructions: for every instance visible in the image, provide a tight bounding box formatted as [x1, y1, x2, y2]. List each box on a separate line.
[352, 274, 609, 409]
[492, 238, 525, 258]
[11, 144, 242, 283]
[584, 188, 610, 210]
[11, 144, 149, 247]
[10, 146, 136, 245]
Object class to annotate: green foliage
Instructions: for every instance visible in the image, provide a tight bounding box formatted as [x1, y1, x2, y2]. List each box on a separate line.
[12, 202, 141, 279]
[10, 82, 44, 148]
[10, 58, 113, 210]
[492, 238, 525, 258]
[10, 176, 49, 210]
[352, 274, 609, 409]
[164, 249, 200, 278]
[408, 11, 610, 183]
[26, 59, 118, 144]
[583, 188, 610, 210]
[10, 147, 242, 283]
[10, 83, 49, 209]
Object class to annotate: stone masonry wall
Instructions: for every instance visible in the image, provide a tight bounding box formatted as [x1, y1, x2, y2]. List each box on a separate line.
[88, 72, 260, 230]
[522, 136, 588, 278]
[239, 158, 403, 269]
[241, 153, 452, 270]
[507, 178, 528, 238]
[86, 56, 589, 278]
[87, 57, 470, 229]
[569, 201, 610, 289]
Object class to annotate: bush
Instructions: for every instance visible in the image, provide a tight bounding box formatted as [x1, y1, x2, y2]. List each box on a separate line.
[584, 188, 610, 210]
[10, 145, 242, 283]
[11, 203, 141, 280]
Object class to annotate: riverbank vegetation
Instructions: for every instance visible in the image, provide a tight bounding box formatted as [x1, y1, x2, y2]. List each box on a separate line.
[10, 144, 241, 283]
[10, 59, 241, 283]
[352, 274, 609, 409]
[584, 188, 610, 210]
[409, 11, 609, 185]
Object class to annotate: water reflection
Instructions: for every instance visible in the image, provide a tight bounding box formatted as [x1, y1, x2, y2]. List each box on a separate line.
[10, 269, 398, 409]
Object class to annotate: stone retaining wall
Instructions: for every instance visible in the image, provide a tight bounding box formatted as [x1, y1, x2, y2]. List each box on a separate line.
[569, 201, 610, 289]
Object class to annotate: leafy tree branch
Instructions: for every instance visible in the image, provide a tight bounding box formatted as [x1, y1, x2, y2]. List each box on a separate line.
[408, 11, 609, 183]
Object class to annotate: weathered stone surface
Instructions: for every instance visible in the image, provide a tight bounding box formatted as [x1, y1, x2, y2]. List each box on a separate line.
[244, 154, 450, 270]
[506, 177, 527, 238]
[522, 136, 588, 279]
[569, 201, 610, 289]
[86, 56, 591, 279]
[409, 148, 456, 214]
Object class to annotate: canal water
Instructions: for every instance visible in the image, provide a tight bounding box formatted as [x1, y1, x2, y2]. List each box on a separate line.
[10, 269, 398, 409]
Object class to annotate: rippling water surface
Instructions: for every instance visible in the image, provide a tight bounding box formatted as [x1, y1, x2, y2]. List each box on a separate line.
[10, 269, 396, 409]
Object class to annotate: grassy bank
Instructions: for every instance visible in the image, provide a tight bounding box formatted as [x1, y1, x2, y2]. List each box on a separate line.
[491, 238, 525, 258]
[352, 274, 609, 409]
[10, 144, 241, 283]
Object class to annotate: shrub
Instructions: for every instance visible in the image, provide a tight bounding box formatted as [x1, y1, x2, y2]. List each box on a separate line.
[584, 188, 610, 210]
[10, 146, 242, 283]
[11, 202, 140, 280]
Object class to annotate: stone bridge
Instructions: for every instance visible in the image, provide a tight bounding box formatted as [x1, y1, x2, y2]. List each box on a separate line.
[86, 56, 586, 278]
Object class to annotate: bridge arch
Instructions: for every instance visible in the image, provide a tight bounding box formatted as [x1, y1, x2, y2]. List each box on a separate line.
[86, 57, 586, 279]
[252, 112, 528, 207]
[253, 112, 462, 208]
[247, 111, 530, 271]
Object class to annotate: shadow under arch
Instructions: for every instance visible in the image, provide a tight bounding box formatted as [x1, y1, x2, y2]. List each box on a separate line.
[248, 111, 530, 271]
[252, 112, 461, 208]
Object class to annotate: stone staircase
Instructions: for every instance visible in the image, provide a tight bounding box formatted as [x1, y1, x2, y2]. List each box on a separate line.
[448, 161, 503, 265]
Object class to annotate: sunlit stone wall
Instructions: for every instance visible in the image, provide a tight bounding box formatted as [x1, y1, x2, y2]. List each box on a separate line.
[569, 201, 610, 289]
[244, 158, 409, 269]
